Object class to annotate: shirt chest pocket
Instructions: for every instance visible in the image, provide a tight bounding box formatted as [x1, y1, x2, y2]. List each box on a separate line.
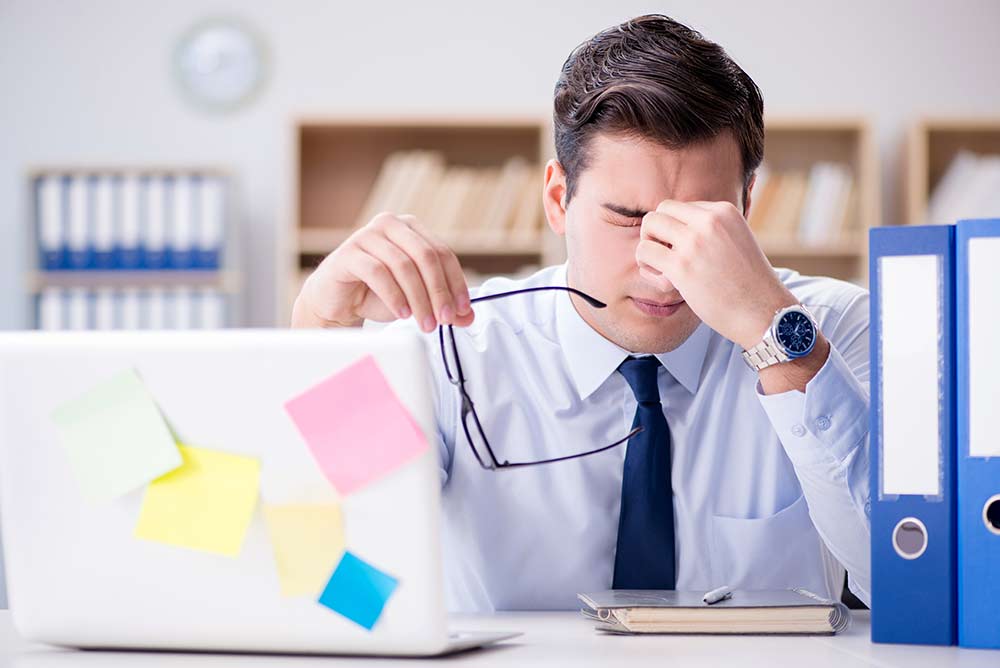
[710, 494, 832, 596]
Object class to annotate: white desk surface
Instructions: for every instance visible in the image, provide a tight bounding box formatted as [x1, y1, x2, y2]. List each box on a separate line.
[0, 610, 996, 667]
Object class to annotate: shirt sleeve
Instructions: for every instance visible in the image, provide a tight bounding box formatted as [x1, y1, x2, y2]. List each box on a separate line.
[754, 290, 872, 606]
[364, 319, 458, 486]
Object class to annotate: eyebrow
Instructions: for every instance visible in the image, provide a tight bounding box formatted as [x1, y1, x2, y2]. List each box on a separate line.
[601, 202, 649, 219]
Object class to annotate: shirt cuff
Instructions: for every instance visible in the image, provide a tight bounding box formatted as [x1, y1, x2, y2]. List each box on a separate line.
[755, 344, 869, 467]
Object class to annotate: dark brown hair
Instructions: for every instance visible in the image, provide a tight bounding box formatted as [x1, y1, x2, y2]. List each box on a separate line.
[553, 14, 764, 207]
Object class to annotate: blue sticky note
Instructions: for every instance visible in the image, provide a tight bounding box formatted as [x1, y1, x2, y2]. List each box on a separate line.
[317, 551, 399, 630]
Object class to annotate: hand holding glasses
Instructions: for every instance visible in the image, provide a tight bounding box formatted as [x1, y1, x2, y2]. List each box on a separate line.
[438, 286, 643, 470]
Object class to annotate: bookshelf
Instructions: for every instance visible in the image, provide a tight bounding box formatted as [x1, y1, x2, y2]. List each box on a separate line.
[752, 118, 880, 284]
[26, 167, 240, 330]
[906, 117, 1000, 226]
[285, 116, 880, 322]
[286, 116, 556, 323]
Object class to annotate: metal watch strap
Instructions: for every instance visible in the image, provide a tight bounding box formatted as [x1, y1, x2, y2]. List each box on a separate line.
[741, 335, 788, 371]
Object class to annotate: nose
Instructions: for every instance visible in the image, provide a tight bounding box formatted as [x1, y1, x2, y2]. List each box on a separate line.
[636, 260, 676, 295]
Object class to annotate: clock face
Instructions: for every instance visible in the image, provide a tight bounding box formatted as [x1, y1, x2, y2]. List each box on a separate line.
[173, 19, 267, 111]
[775, 310, 816, 356]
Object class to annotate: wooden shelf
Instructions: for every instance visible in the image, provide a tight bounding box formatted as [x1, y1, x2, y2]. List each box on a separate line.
[285, 116, 554, 323]
[297, 227, 543, 258]
[906, 117, 1000, 225]
[283, 115, 881, 323]
[26, 271, 241, 293]
[296, 118, 548, 231]
[27, 165, 230, 178]
[760, 240, 865, 259]
[752, 117, 880, 283]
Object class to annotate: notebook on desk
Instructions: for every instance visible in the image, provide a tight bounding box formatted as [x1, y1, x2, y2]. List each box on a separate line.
[578, 589, 851, 635]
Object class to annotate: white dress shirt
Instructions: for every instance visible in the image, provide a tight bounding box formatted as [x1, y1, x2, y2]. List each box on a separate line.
[382, 263, 871, 612]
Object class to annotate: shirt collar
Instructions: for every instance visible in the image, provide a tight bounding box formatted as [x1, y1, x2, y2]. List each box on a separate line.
[553, 263, 713, 400]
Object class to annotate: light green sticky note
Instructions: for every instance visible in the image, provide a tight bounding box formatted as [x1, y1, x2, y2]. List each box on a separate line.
[51, 368, 182, 503]
[134, 444, 261, 557]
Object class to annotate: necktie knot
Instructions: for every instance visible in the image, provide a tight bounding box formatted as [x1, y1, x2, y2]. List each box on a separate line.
[618, 356, 662, 405]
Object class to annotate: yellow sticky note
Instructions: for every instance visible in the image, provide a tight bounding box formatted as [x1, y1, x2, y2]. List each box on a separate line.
[263, 504, 346, 597]
[134, 445, 260, 557]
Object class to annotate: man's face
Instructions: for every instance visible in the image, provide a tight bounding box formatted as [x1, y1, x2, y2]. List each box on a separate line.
[547, 131, 749, 354]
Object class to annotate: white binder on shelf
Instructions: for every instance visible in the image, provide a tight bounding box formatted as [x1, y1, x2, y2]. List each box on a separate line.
[66, 175, 90, 270]
[119, 175, 142, 269]
[37, 175, 65, 270]
[145, 288, 167, 330]
[143, 176, 167, 269]
[196, 288, 226, 329]
[170, 175, 195, 269]
[93, 176, 115, 269]
[65, 288, 89, 330]
[37, 288, 63, 331]
[196, 176, 224, 269]
[120, 288, 141, 330]
[93, 288, 116, 330]
[170, 288, 193, 330]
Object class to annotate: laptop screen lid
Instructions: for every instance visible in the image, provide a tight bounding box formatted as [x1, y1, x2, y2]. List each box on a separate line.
[0, 328, 452, 655]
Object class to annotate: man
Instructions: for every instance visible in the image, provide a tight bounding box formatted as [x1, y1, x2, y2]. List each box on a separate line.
[292, 14, 871, 612]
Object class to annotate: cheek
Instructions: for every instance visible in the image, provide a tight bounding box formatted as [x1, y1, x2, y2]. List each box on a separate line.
[609, 228, 643, 274]
[571, 217, 640, 265]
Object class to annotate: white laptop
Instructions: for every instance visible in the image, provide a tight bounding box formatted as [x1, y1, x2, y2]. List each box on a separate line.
[0, 328, 517, 656]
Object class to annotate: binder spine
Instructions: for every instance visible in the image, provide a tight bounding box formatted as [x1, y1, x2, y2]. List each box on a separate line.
[37, 175, 66, 270]
[956, 218, 1000, 649]
[869, 224, 957, 646]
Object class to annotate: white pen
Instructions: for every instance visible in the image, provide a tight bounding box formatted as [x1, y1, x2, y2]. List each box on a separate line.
[702, 585, 734, 605]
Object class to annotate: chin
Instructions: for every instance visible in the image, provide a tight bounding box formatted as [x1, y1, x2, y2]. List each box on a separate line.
[604, 307, 699, 355]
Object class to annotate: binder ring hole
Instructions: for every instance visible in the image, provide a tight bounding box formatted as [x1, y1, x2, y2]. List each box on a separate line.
[892, 517, 928, 560]
[983, 495, 1000, 536]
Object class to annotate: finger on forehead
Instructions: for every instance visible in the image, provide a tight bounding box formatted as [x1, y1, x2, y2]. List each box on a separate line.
[654, 199, 716, 225]
[687, 200, 724, 210]
[641, 210, 689, 242]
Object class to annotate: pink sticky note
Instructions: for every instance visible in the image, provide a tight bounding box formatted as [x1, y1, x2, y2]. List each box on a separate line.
[284, 355, 428, 495]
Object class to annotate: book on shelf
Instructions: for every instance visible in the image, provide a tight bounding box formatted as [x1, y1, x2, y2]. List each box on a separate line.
[749, 162, 855, 248]
[798, 162, 854, 246]
[348, 150, 544, 250]
[746, 163, 772, 232]
[762, 169, 810, 240]
[925, 150, 1000, 226]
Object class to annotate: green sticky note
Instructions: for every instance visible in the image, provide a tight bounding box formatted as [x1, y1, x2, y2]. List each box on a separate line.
[51, 368, 182, 503]
[134, 444, 260, 557]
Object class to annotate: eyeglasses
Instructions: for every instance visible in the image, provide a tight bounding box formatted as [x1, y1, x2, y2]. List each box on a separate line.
[438, 286, 642, 471]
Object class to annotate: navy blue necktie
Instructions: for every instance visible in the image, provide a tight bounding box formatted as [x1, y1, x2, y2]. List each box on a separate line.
[612, 356, 676, 590]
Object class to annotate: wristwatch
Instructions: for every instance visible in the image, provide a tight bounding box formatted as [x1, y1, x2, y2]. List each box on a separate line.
[741, 304, 819, 371]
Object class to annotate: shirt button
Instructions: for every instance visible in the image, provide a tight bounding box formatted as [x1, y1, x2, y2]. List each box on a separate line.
[816, 415, 832, 431]
[864, 499, 871, 517]
[791, 424, 807, 437]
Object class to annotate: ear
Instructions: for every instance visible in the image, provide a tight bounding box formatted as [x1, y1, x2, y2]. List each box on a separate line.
[543, 159, 568, 236]
[742, 173, 757, 220]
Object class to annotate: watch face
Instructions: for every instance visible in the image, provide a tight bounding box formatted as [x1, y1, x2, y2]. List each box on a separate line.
[775, 310, 816, 357]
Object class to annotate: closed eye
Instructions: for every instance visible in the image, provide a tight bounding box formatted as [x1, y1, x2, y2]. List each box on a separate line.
[602, 202, 647, 228]
[606, 216, 642, 228]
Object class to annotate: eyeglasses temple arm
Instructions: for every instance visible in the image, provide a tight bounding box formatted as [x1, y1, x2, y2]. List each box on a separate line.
[469, 286, 606, 309]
